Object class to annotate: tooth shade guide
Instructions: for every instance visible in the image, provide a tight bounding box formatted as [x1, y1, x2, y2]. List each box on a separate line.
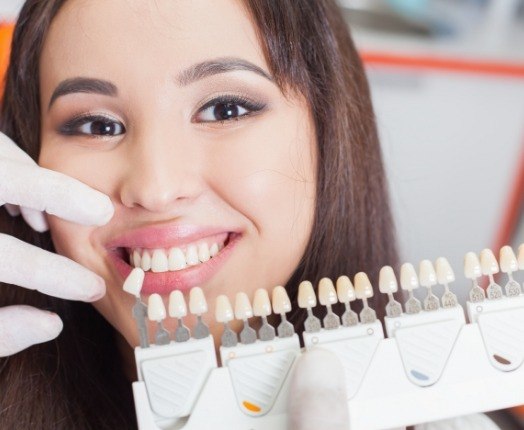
[336, 276, 358, 326]
[189, 287, 210, 339]
[354, 272, 377, 323]
[400, 263, 422, 314]
[435, 258, 458, 308]
[379, 266, 403, 318]
[235, 293, 257, 344]
[271, 286, 294, 338]
[298, 281, 321, 333]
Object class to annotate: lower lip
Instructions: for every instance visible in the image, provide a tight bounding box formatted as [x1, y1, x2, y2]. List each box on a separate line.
[108, 233, 240, 295]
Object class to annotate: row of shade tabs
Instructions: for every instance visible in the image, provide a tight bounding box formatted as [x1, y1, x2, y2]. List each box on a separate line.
[123, 245, 524, 348]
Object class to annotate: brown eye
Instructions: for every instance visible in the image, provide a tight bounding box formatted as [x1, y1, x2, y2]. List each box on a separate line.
[59, 114, 126, 137]
[194, 95, 266, 123]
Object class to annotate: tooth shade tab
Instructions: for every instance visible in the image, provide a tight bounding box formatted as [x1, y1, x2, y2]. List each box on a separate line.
[123, 268, 145, 297]
[336, 276, 356, 302]
[400, 263, 419, 291]
[379, 266, 398, 294]
[480, 248, 500, 275]
[215, 295, 234, 323]
[253, 289, 272, 317]
[318, 278, 338, 305]
[435, 257, 455, 284]
[272, 286, 291, 314]
[235, 292, 254, 320]
[298, 281, 317, 308]
[518, 244, 524, 269]
[419, 260, 437, 287]
[168, 290, 187, 318]
[464, 252, 482, 279]
[148, 294, 166, 322]
[189, 287, 208, 315]
[500, 246, 518, 273]
[354, 272, 373, 299]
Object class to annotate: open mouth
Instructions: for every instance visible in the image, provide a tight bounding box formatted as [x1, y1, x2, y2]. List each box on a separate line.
[120, 232, 232, 273]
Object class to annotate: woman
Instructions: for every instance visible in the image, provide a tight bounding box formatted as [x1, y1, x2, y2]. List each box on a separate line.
[0, 0, 398, 428]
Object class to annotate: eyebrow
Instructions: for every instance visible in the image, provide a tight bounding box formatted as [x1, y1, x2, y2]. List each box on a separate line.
[48, 57, 272, 109]
[176, 57, 273, 86]
[48, 78, 117, 110]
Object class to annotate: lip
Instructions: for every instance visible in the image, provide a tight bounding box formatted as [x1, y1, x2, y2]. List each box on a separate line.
[105, 224, 241, 295]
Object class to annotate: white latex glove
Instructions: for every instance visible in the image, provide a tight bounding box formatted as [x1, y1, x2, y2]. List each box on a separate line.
[288, 348, 350, 430]
[0, 132, 114, 357]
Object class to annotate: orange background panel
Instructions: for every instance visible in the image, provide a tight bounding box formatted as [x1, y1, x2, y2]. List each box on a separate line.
[0, 22, 14, 98]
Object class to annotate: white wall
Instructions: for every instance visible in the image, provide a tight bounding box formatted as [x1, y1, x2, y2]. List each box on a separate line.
[0, 0, 23, 20]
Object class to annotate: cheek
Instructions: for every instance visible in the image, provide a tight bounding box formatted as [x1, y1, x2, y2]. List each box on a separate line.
[206, 106, 317, 261]
[47, 217, 101, 269]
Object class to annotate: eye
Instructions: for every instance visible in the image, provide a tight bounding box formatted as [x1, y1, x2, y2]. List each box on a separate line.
[59, 114, 126, 137]
[194, 95, 266, 123]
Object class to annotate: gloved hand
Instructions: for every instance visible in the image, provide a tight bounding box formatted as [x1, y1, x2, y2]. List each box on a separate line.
[0, 132, 114, 357]
[288, 348, 350, 430]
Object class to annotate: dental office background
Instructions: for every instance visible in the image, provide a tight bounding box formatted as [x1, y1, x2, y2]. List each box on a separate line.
[0, 0, 523, 417]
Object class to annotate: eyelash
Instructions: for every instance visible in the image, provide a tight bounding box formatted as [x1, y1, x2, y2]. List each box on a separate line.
[57, 95, 267, 138]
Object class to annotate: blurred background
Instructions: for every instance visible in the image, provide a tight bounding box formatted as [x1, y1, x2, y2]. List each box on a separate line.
[0, 0, 523, 424]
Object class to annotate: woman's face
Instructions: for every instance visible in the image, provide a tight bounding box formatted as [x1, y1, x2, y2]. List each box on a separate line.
[38, 0, 316, 350]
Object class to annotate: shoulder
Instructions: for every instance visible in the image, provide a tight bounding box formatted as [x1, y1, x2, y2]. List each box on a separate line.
[414, 413, 500, 430]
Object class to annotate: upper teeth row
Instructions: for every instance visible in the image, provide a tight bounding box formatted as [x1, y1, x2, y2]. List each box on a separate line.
[130, 242, 222, 272]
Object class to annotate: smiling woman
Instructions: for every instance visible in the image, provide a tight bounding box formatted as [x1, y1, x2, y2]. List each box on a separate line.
[0, 0, 396, 428]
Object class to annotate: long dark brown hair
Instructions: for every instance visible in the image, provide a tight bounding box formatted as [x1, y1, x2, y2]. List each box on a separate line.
[0, 0, 397, 428]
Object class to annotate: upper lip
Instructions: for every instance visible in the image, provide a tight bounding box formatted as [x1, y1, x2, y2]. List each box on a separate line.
[105, 223, 238, 250]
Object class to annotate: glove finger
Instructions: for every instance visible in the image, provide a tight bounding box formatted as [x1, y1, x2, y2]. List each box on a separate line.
[4, 203, 21, 217]
[0, 158, 114, 226]
[288, 348, 349, 430]
[0, 132, 35, 165]
[0, 233, 105, 302]
[20, 206, 49, 232]
[0, 305, 63, 357]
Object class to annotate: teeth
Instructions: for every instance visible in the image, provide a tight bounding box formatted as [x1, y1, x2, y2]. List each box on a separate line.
[400, 263, 419, 291]
[189, 287, 208, 315]
[133, 249, 142, 268]
[298, 281, 317, 308]
[464, 252, 482, 279]
[198, 243, 210, 262]
[354, 272, 373, 299]
[336, 275, 356, 302]
[379, 266, 398, 294]
[318, 278, 337, 306]
[168, 248, 187, 271]
[185, 245, 199, 266]
[253, 288, 272, 317]
[480, 248, 499, 275]
[151, 249, 168, 272]
[499, 246, 518, 273]
[129, 239, 225, 272]
[272, 286, 291, 314]
[148, 293, 166, 322]
[215, 295, 234, 323]
[419, 260, 437, 287]
[122, 267, 145, 297]
[435, 257, 455, 284]
[519, 244, 524, 270]
[235, 292, 253, 320]
[141, 250, 152, 271]
[168, 290, 187, 318]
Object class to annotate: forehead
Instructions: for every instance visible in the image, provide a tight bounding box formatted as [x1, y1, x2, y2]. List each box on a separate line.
[40, 0, 265, 91]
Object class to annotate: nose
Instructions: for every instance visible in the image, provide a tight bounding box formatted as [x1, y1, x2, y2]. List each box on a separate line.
[119, 129, 203, 213]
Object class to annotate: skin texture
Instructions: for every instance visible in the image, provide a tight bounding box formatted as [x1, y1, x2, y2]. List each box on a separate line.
[38, 0, 317, 361]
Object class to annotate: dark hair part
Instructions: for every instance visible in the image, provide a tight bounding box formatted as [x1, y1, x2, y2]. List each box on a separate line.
[0, 0, 397, 428]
